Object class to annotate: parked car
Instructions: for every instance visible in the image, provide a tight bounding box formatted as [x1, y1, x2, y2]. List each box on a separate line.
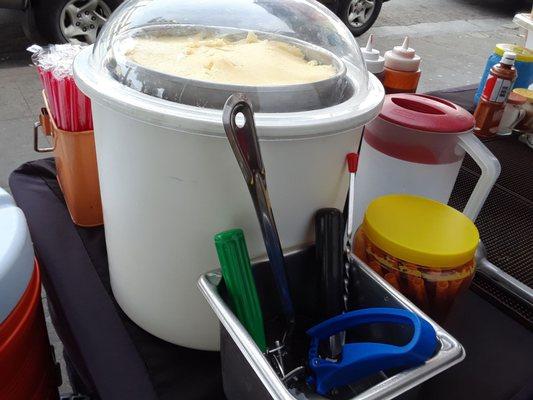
[0, 0, 386, 44]
[323, 0, 387, 36]
[1, 0, 120, 44]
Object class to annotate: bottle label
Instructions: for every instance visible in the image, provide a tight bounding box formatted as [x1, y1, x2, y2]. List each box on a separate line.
[482, 75, 513, 103]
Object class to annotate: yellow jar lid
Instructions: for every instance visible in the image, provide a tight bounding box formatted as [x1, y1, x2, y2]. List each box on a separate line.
[495, 44, 533, 62]
[513, 88, 533, 103]
[363, 194, 479, 268]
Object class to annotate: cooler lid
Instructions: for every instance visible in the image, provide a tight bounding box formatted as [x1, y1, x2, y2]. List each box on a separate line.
[0, 188, 34, 324]
[494, 43, 533, 63]
[379, 94, 474, 134]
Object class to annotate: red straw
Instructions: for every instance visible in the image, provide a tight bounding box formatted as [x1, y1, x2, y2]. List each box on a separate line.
[50, 76, 63, 128]
[57, 76, 71, 130]
[38, 68, 57, 121]
[68, 76, 79, 132]
[37, 68, 93, 132]
[71, 77, 93, 131]
[33, 45, 94, 131]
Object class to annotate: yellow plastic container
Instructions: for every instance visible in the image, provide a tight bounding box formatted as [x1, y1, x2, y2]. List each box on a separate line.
[355, 194, 479, 320]
[493, 44, 533, 63]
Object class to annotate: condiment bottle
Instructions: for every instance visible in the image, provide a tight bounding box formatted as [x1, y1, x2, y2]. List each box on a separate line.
[473, 51, 517, 137]
[473, 43, 533, 105]
[383, 36, 421, 94]
[360, 35, 385, 83]
[497, 92, 527, 136]
[512, 88, 533, 133]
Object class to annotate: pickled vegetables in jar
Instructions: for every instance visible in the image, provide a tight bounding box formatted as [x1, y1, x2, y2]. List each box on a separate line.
[354, 194, 479, 321]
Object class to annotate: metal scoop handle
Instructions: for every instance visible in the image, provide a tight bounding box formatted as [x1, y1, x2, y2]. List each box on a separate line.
[223, 93, 295, 326]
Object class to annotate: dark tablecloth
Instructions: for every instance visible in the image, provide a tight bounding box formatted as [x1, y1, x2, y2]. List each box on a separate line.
[9, 160, 224, 400]
[9, 86, 533, 400]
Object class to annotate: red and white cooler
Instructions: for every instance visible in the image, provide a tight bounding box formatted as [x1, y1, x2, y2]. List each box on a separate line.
[0, 188, 59, 400]
[352, 93, 501, 230]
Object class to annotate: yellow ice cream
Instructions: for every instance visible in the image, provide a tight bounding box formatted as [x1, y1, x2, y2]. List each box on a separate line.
[125, 32, 336, 86]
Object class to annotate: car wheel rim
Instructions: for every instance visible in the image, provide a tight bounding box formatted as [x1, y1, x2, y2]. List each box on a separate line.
[60, 0, 112, 44]
[346, 0, 375, 28]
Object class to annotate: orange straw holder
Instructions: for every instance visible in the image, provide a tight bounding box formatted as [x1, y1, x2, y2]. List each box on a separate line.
[34, 92, 103, 227]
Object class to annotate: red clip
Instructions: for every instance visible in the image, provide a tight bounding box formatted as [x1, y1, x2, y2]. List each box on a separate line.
[346, 153, 359, 173]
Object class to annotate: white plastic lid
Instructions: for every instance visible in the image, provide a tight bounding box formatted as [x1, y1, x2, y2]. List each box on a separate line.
[360, 35, 384, 74]
[0, 188, 34, 324]
[74, 0, 384, 138]
[500, 51, 516, 66]
[384, 36, 421, 72]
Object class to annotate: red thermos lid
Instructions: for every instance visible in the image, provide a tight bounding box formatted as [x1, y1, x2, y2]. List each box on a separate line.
[379, 94, 474, 133]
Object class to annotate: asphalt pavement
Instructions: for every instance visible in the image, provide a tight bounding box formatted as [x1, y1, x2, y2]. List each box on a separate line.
[0, 0, 530, 396]
[0, 9, 31, 66]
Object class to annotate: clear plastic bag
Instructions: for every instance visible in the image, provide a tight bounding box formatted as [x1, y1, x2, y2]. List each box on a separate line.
[28, 44, 93, 131]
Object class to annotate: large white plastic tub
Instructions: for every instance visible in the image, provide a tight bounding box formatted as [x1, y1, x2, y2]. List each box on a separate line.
[75, 27, 383, 350]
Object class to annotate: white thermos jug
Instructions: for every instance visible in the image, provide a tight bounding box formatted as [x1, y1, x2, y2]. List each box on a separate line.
[352, 93, 501, 230]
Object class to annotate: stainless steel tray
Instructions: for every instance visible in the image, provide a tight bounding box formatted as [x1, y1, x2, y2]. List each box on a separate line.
[198, 248, 465, 400]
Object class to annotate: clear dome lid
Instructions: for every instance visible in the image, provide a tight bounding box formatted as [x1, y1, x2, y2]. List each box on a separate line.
[91, 0, 370, 113]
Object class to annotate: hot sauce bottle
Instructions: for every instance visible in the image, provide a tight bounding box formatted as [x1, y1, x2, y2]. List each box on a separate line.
[383, 36, 421, 94]
[474, 51, 517, 137]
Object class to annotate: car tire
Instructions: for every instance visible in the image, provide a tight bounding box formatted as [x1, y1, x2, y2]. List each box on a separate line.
[23, 5, 47, 44]
[30, 0, 122, 44]
[339, 0, 383, 37]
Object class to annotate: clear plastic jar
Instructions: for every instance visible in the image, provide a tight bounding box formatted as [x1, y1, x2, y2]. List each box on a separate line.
[354, 194, 479, 321]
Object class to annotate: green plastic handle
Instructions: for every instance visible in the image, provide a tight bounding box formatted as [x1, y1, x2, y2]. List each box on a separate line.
[214, 229, 267, 352]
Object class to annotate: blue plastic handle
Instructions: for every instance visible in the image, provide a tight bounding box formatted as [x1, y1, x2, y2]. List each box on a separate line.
[307, 308, 438, 395]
